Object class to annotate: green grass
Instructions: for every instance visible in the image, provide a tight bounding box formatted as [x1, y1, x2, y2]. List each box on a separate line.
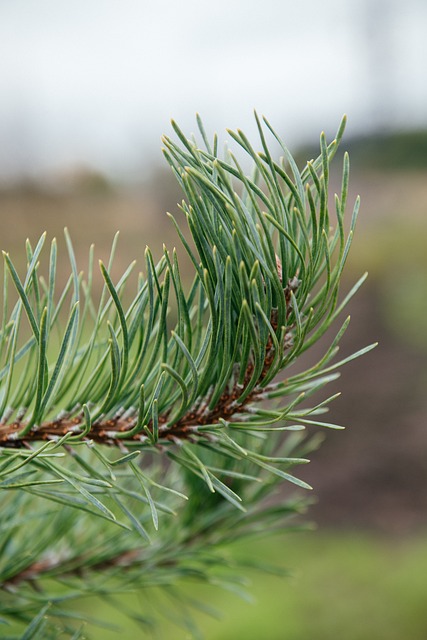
[83, 530, 427, 639]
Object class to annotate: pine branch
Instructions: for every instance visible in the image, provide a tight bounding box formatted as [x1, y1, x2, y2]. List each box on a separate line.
[0, 114, 375, 637]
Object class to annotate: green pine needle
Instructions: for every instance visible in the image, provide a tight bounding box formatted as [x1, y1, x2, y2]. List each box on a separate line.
[0, 114, 374, 638]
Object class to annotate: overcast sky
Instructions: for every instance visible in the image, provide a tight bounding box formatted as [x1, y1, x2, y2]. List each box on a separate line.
[0, 0, 426, 181]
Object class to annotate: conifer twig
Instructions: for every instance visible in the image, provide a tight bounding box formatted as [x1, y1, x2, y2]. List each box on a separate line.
[0, 114, 375, 638]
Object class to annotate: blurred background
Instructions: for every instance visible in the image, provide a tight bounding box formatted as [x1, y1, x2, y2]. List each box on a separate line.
[1, 0, 427, 638]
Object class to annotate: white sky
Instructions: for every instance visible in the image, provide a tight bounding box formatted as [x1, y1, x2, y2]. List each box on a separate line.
[0, 0, 426, 180]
